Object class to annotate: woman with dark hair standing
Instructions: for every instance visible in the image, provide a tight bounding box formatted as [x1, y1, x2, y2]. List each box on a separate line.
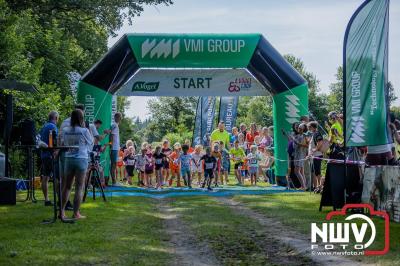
[61, 109, 93, 219]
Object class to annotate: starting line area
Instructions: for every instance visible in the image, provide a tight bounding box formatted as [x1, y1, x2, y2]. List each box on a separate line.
[89, 185, 302, 199]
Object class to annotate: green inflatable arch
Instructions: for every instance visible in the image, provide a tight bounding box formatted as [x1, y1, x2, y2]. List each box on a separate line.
[77, 33, 308, 184]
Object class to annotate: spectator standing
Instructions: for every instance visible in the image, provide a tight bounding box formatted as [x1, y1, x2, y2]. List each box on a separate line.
[210, 121, 230, 150]
[245, 123, 259, 152]
[39, 111, 59, 206]
[307, 121, 324, 193]
[110, 112, 122, 186]
[260, 127, 273, 147]
[61, 109, 93, 219]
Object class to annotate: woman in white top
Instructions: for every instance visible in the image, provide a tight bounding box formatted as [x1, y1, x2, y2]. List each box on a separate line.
[61, 109, 93, 219]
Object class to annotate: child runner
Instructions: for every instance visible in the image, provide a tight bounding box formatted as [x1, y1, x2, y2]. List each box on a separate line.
[123, 146, 136, 185]
[153, 146, 166, 190]
[135, 148, 146, 186]
[247, 145, 262, 186]
[169, 143, 182, 187]
[211, 143, 222, 187]
[219, 141, 230, 185]
[144, 146, 154, 188]
[161, 140, 172, 185]
[200, 147, 217, 191]
[177, 144, 194, 188]
[238, 133, 247, 154]
[230, 140, 246, 185]
[191, 145, 203, 186]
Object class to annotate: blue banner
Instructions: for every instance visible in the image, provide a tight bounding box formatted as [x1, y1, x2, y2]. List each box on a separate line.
[193, 97, 216, 146]
[218, 97, 239, 133]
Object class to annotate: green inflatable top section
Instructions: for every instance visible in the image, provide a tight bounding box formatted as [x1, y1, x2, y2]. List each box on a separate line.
[126, 33, 261, 68]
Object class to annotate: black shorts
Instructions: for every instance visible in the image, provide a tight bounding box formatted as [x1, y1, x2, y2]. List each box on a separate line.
[126, 166, 135, 176]
[155, 164, 163, 170]
[145, 169, 153, 175]
[163, 162, 170, 169]
[41, 157, 53, 176]
[312, 156, 322, 176]
[234, 162, 243, 170]
[204, 170, 214, 178]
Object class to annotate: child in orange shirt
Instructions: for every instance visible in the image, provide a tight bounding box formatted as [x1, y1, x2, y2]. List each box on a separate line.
[169, 143, 182, 187]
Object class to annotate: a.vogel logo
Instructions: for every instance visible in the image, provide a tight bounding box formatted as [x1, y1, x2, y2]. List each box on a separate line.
[141, 39, 180, 59]
[311, 204, 390, 256]
[132, 82, 160, 92]
[285, 94, 300, 124]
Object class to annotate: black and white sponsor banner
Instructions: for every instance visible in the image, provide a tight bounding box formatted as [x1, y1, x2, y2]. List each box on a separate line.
[117, 68, 268, 96]
[219, 97, 239, 133]
[193, 97, 216, 146]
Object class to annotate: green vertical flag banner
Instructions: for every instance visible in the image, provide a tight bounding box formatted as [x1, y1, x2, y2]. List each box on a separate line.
[77, 81, 113, 177]
[344, 0, 391, 147]
[273, 83, 308, 178]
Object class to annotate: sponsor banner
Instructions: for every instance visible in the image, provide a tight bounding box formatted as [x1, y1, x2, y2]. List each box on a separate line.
[219, 97, 239, 133]
[127, 33, 260, 68]
[193, 97, 216, 146]
[344, 0, 391, 146]
[117, 68, 268, 97]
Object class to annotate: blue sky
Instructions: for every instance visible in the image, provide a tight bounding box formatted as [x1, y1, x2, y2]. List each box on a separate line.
[108, 0, 400, 119]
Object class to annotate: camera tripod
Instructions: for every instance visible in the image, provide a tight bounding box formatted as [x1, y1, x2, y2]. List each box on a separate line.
[83, 161, 106, 202]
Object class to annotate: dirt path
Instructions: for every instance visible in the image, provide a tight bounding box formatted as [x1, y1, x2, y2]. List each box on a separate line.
[216, 197, 370, 266]
[157, 200, 219, 266]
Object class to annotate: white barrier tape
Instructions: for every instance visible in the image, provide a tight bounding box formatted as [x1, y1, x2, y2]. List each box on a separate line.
[271, 156, 365, 165]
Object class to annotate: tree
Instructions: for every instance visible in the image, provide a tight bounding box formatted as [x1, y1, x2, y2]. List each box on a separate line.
[145, 97, 197, 143]
[284, 54, 328, 123]
[327, 66, 343, 113]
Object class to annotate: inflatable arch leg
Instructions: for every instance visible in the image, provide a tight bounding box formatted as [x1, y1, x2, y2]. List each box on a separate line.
[272, 83, 309, 185]
[77, 81, 113, 179]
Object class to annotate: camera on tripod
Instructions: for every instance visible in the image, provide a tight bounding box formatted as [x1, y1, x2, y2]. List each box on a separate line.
[89, 151, 100, 165]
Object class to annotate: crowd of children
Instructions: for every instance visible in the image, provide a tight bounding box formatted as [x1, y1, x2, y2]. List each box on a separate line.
[116, 137, 275, 190]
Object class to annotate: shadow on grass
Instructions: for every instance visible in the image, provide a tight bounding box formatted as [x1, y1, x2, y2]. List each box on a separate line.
[0, 196, 171, 266]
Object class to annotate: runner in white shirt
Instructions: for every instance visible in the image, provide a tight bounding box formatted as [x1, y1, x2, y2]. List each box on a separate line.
[110, 112, 122, 186]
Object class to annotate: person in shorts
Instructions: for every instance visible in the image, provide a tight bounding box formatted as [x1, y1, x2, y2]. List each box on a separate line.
[307, 121, 324, 193]
[211, 143, 222, 187]
[177, 144, 194, 188]
[135, 148, 146, 186]
[191, 145, 203, 186]
[123, 146, 136, 185]
[144, 146, 154, 187]
[220, 141, 230, 185]
[39, 111, 59, 206]
[229, 140, 246, 185]
[153, 146, 166, 189]
[110, 112, 122, 186]
[169, 143, 182, 187]
[161, 140, 172, 185]
[247, 145, 262, 186]
[200, 147, 217, 191]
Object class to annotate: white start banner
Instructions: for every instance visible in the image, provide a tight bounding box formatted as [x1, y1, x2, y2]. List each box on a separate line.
[116, 68, 269, 96]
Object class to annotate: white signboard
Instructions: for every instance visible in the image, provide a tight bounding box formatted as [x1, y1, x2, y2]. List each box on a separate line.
[116, 68, 269, 96]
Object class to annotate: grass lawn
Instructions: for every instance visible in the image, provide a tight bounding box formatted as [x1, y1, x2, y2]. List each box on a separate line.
[0, 194, 171, 265]
[1, 188, 399, 265]
[235, 193, 400, 265]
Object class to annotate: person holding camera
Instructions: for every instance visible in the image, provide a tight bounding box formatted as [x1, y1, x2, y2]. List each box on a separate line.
[60, 109, 93, 219]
